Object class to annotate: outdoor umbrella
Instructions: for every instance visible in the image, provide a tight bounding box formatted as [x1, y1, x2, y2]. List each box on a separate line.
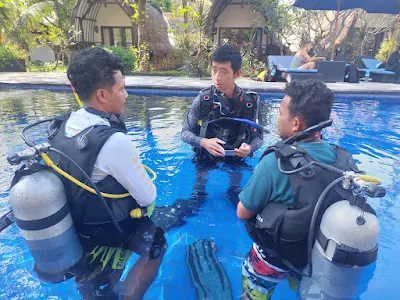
[293, 0, 400, 60]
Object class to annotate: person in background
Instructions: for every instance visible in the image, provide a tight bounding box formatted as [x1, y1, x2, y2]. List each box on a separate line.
[290, 41, 326, 70]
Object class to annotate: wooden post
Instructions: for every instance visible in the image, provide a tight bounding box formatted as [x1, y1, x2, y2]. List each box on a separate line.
[330, 0, 341, 61]
[394, 13, 400, 43]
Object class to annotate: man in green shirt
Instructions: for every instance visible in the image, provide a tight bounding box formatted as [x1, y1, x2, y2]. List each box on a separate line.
[237, 80, 339, 299]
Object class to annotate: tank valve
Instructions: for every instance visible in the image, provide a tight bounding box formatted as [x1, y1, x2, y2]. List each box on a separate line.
[7, 143, 51, 165]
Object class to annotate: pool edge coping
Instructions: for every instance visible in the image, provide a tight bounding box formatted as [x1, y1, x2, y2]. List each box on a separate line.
[1, 82, 400, 100]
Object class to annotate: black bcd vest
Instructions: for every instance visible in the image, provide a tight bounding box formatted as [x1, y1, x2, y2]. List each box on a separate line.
[196, 85, 259, 152]
[245, 142, 375, 269]
[47, 112, 140, 251]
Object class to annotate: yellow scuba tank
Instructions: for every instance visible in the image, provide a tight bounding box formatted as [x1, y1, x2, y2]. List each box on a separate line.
[10, 168, 83, 283]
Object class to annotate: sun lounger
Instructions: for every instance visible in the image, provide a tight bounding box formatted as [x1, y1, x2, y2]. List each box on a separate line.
[356, 57, 395, 83]
[267, 56, 345, 82]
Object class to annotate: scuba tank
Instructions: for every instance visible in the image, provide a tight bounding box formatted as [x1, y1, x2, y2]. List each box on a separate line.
[8, 144, 84, 283]
[299, 177, 384, 299]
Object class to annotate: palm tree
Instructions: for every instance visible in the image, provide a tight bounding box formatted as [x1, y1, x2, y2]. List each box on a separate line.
[10, 0, 77, 65]
[0, 0, 18, 44]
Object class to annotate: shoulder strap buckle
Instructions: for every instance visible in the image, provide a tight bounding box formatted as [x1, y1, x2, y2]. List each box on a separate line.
[274, 144, 307, 159]
[48, 113, 71, 140]
[275, 144, 316, 178]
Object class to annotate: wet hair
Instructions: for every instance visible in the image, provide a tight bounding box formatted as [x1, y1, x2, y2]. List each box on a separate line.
[211, 45, 242, 73]
[67, 47, 124, 101]
[284, 80, 334, 127]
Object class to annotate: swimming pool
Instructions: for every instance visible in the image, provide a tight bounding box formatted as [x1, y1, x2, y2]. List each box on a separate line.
[0, 89, 399, 299]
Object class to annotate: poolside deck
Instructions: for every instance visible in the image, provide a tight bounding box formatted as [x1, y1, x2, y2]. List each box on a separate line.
[0, 72, 399, 96]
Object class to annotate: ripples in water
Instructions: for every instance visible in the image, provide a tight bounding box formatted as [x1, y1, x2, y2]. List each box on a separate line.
[0, 90, 399, 299]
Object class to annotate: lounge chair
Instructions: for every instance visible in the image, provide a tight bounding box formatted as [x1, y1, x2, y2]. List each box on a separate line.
[355, 57, 395, 83]
[267, 56, 345, 83]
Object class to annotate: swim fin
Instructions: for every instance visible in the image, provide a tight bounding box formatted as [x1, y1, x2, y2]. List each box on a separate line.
[0, 210, 15, 233]
[151, 192, 207, 232]
[186, 239, 233, 300]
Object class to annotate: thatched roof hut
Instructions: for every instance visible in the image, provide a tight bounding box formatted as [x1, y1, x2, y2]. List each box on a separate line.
[204, 0, 231, 36]
[144, 3, 173, 69]
[71, 0, 173, 70]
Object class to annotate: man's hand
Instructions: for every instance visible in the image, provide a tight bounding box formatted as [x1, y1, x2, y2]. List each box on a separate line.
[233, 143, 252, 158]
[200, 138, 225, 157]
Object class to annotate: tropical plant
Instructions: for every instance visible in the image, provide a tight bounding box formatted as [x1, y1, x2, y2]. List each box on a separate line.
[251, 0, 294, 54]
[103, 45, 137, 73]
[27, 60, 67, 72]
[149, 0, 172, 12]
[2, 0, 79, 67]
[124, 0, 150, 72]
[0, 44, 26, 68]
[170, 0, 214, 77]
[240, 48, 265, 78]
[376, 36, 398, 63]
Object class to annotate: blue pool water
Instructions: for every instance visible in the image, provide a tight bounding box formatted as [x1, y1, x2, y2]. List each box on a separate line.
[0, 89, 399, 299]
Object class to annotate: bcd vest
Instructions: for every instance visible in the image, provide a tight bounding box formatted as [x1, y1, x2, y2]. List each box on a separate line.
[196, 85, 259, 152]
[47, 112, 140, 251]
[245, 142, 375, 269]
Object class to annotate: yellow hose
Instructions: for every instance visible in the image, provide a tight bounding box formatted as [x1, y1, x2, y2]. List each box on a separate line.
[358, 174, 382, 185]
[72, 91, 84, 107]
[42, 153, 155, 198]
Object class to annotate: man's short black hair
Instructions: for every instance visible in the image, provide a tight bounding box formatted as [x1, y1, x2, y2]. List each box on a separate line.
[67, 47, 124, 101]
[211, 45, 242, 73]
[284, 80, 335, 127]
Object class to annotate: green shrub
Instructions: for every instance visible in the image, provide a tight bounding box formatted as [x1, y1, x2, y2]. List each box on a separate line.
[27, 61, 67, 72]
[174, 33, 215, 77]
[102, 46, 136, 73]
[0, 45, 26, 68]
[241, 52, 266, 78]
[376, 37, 398, 63]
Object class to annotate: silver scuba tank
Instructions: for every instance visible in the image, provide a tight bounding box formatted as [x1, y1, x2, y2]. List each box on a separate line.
[10, 169, 83, 283]
[299, 200, 379, 299]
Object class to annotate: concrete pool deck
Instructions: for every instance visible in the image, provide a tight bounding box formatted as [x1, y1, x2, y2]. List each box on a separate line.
[0, 72, 400, 96]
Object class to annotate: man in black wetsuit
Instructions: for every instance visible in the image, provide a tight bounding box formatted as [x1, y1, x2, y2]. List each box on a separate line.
[151, 45, 263, 231]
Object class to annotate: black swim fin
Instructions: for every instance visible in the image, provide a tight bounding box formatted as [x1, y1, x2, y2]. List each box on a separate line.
[151, 192, 207, 232]
[186, 239, 233, 300]
[0, 210, 15, 233]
